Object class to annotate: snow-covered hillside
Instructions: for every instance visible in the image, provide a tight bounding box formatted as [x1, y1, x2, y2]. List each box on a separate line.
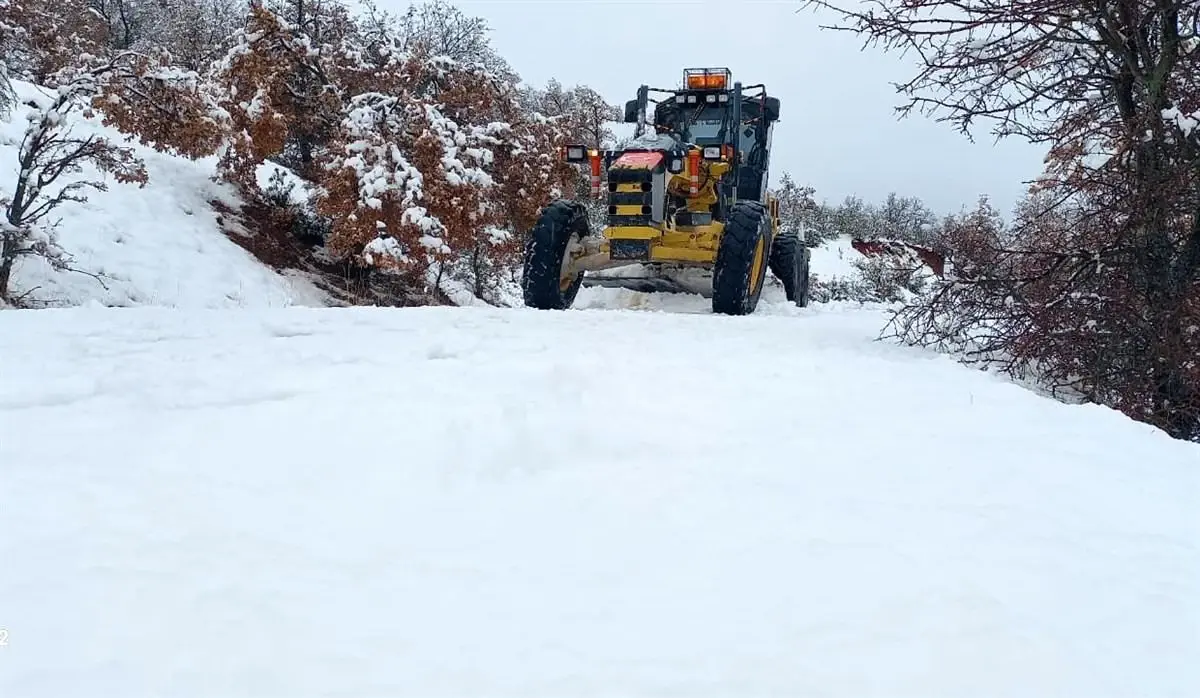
[0, 79, 326, 308]
[2, 292, 1196, 696]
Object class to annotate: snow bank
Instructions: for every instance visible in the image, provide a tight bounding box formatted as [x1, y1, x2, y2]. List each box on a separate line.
[809, 233, 866, 282]
[0, 79, 327, 308]
[1, 302, 1196, 696]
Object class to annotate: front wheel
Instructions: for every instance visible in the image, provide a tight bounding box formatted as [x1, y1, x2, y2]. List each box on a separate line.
[712, 200, 771, 316]
[521, 200, 589, 310]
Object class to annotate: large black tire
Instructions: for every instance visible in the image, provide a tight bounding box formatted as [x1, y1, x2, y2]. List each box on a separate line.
[522, 200, 589, 310]
[768, 233, 811, 307]
[712, 200, 771, 316]
[798, 247, 811, 307]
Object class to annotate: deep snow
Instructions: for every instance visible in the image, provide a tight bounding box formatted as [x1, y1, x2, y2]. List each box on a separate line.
[1, 293, 1197, 697]
[0, 79, 327, 308]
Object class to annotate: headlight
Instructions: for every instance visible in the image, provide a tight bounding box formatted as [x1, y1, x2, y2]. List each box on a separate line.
[565, 145, 587, 163]
[702, 146, 722, 160]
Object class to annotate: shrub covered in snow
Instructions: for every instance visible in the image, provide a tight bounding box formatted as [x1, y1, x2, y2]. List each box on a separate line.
[187, 3, 583, 302]
[807, 236, 937, 305]
[811, 256, 931, 304]
[260, 165, 330, 247]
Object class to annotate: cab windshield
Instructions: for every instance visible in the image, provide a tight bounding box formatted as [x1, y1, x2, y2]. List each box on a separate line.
[689, 119, 723, 143]
[656, 102, 754, 157]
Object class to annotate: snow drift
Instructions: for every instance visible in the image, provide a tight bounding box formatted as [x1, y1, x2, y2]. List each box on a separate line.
[1, 292, 1196, 697]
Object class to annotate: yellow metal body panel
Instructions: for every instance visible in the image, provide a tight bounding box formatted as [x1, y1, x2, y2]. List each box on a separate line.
[661, 224, 722, 250]
[613, 183, 645, 193]
[612, 204, 645, 216]
[601, 220, 725, 266]
[604, 226, 660, 240]
[651, 245, 716, 264]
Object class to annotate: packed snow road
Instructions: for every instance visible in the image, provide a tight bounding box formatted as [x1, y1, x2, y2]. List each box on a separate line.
[1, 293, 1197, 697]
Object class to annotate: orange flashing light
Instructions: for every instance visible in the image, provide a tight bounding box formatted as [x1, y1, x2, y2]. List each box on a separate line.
[684, 68, 730, 90]
[686, 73, 727, 90]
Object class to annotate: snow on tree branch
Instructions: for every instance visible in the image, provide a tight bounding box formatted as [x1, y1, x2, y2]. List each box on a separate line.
[316, 61, 507, 271]
[90, 50, 230, 159]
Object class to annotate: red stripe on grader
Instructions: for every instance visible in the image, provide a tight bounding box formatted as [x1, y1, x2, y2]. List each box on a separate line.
[611, 152, 665, 169]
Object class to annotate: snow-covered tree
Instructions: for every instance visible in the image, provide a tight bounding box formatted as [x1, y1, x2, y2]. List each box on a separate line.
[467, 102, 578, 301]
[520, 79, 619, 151]
[91, 51, 230, 159]
[315, 50, 575, 292]
[152, 0, 247, 71]
[878, 192, 938, 248]
[86, 0, 157, 51]
[0, 59, 14, 118]
[814, 0, 1200, 440]
[0, 0, 108, 83]
[0, 62, 149, 302]
[369, 0, 515, 83]
[205, 3, 349, 184]
[2, 0, 248, 78]
[772, 172, 819, 244]
[318, 80, 502, 268]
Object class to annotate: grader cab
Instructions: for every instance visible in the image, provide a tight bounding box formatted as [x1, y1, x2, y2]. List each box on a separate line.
[521, 68, 809, 315]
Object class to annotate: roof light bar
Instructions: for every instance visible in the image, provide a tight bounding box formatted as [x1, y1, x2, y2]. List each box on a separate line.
[683, 68, 731, 91]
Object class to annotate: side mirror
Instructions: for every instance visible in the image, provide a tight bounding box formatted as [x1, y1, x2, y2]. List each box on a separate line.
[623, 99, 640, 123]
[763, 97, 780, 122]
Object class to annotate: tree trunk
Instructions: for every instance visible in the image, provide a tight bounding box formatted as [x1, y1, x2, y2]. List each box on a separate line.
[471, 243, 485, 300]
[0, 245, 15, 302]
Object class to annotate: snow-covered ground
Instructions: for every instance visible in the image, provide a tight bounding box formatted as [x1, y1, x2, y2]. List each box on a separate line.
[2, 292, 1197, 697]
[2, 79, 1196, 696]
[0, 79, 327, 308]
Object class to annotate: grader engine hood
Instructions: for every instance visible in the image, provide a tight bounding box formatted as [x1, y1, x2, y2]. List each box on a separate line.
[606, 150, 669, 227]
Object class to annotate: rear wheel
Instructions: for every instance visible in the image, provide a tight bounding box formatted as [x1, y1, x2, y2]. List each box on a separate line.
[712, 200, 770, 316]
[522, 200, 589, 310]
[769, 232, 811, 307]
[798, 248, 811, 307]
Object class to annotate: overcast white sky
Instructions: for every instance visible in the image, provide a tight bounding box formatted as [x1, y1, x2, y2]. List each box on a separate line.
[380, 0, 1048, 218]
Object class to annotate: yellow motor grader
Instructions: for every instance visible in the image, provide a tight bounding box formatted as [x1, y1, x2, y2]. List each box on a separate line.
[521, 67, 810, 315]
